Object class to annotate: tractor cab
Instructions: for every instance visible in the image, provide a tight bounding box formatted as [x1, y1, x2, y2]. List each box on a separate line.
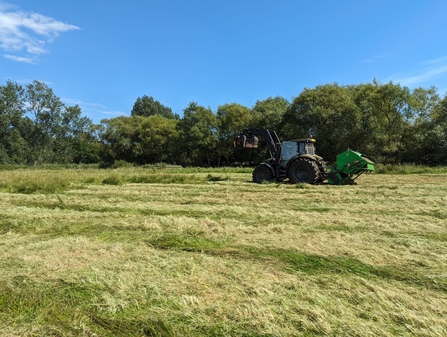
[280, 139, 316, 167]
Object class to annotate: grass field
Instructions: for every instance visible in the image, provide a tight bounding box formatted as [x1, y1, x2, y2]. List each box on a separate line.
[0, 167, 446, 336]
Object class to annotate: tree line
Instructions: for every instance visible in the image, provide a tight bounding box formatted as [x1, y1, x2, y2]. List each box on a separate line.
[1, 79, 446, 167]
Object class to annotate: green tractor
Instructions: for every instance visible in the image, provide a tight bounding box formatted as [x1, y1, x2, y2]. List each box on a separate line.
[234, 128, 374, 185]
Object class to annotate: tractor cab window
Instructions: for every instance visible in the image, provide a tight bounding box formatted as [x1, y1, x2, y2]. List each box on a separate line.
[280, 141, 298, 165]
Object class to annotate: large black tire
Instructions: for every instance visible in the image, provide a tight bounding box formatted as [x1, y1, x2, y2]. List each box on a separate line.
[252, 165, 273, 183]
[316, 160, 328, 182]
[288, 158, 319, 184]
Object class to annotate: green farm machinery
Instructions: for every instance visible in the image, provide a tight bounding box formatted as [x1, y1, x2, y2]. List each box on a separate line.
[234, 128, 374, 185]
[327, 149, 375, 185]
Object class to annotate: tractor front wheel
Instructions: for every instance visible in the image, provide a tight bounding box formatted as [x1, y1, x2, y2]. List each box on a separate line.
[253, 165, 273, 184]
[288, 159, 318, 184]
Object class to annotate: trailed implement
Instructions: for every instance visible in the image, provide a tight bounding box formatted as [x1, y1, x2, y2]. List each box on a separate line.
[327, 150, 375, 185]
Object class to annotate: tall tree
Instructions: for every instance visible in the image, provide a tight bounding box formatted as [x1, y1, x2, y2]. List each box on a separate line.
[59, 105, 98, 163]
[286, 83, 363, 161]
[176, 102, 217, 166]
[131, 95, 178, 119]
[216, 103, 252, 166]
[354, 81, 409, 164]
[25, 80, 65, 164]
[400, 86, 441, 163]
[251, 96, 289, 132]
[99, 115, 178, 165]
[133, 115, 178, 164]
[418, 93, 447, 165]
[0, 81, 27, 164]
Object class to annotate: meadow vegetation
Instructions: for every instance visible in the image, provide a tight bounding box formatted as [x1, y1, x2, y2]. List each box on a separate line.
[0, 166, 446, 336]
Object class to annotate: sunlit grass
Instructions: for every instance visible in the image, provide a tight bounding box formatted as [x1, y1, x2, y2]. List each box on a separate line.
[374, 163, 447, 174]
[0, 168, 446, 336]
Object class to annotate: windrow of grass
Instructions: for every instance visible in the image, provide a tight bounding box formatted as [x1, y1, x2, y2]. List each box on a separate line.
[1, 168, 447, 336]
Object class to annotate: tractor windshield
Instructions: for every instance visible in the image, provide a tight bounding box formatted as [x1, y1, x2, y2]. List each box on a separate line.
[280, 141, 298, 162]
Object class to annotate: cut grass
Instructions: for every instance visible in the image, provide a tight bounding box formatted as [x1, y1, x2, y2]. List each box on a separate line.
[0, 168, 447, 336]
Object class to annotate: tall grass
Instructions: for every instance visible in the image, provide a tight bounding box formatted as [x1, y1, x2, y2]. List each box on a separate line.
[374, 163, 447, 174]
[0, 168, 211, 194]
[0, 172, 71, 193]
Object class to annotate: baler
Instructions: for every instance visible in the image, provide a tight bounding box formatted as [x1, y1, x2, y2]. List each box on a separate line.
[328, 150, 375, 185]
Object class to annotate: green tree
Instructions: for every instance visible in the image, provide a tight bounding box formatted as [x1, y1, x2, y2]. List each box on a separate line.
[25, 80, 65, 164]
[418, 93, 447, 165]
[176, 102, 217, 166]
[354, 81, 410, 164]
[286, 83, 363, 161]
[0, 81, 27, 164]
[131, 95, 178, 119]
[59, 105, 98, 163]
[98, 116, 140, 164]
[400, 86, 441, 163]
[99, 115, 178, 165]
[216, 103, 252, 166]
[251, 96, 289, 132]
[133, 115, 178, 164]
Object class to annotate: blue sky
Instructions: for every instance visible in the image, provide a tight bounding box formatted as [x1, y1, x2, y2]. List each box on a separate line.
[1, 0, 447, 123]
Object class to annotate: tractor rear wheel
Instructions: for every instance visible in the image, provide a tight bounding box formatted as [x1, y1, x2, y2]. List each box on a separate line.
[253, 165, 273, 183]
[316, 160, 328, 182]
[288, 158, 318, 184]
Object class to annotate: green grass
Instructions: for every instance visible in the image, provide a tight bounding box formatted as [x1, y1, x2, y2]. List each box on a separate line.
[1, 167, 447, 336]
[374, 163, 447, 174]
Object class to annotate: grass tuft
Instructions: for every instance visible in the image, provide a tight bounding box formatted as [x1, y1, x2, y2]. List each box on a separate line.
[102, 174, 123, 185]
[147, 234, 227, 252]
[128, 173, 192, 184]
[207, 174, 230, 182]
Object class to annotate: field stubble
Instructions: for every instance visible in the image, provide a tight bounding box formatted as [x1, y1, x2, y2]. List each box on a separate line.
[0, 168, 446, 336]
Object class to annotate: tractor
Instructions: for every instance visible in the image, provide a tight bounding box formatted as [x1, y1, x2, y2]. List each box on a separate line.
[234, 128, 374, 185]
[234, 128, 327, 184]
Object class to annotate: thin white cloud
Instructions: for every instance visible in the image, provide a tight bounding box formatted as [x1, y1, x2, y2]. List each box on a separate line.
[4, 54, 36, 63]
[424, 56, 447, 65]
[360, 54, 387, 64]
[0, 2, 80, 62]
[61, 97, 125, 120]
[394, 66, 447, 87]
[390, 56, 447, 87]
[62, 98, 107, 110]
[9, 78, 52, 85]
